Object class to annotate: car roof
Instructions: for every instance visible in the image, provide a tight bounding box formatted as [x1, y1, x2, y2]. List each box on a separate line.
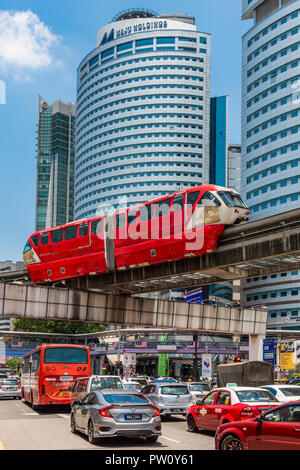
[213, 386, 270, 392]
[99, 389, 144, 395]
[188, 382, 209, 385]
[75, 375, 121, 381]
[262, 384, 300, 389]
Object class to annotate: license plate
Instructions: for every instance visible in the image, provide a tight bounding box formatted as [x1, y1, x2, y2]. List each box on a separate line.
[125, 414, 142, 420]
[172, 408, 182, 412]
[60, 376, 73, 381]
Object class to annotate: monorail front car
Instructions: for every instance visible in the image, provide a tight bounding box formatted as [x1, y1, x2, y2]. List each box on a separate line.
[23, 185, 250, 284]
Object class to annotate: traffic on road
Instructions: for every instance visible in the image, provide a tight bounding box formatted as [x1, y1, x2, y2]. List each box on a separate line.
[2, 348, 300, 451]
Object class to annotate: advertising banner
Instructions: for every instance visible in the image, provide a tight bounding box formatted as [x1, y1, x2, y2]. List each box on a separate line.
[123, 353, 136, 378]
[202, 354, 212, 380]
[280, 340, 296, 370]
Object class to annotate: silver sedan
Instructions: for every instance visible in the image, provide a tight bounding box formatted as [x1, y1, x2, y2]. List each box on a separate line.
[70, 390, 161, 444]
[0, 378, 21, 399]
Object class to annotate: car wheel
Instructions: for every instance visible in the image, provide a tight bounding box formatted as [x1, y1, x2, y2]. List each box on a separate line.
[87, 420, 97, 445]
[146, 436, 159, 443]
[220, 434, 244, 451]
[70, 413, 77, 434]
[187, 414, 198, 433]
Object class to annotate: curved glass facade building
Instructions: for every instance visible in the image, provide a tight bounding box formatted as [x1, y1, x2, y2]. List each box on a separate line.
[241, 0, 300, 329]
[75, 10, 211, 219]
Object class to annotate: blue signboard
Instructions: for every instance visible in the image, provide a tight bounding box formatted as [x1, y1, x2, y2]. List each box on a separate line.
[184, 288, 203, 304]
[263, 338, 276, 368]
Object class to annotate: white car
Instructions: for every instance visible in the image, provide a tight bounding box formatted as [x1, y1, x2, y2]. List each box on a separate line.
[260, 385, 300, 402]
[186, 382, 211, 402]
[123, 381, 143, 392]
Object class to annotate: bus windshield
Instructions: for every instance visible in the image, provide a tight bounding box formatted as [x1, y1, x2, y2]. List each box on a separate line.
[44, 347, 88, 364]
[218, 191, 248, 209]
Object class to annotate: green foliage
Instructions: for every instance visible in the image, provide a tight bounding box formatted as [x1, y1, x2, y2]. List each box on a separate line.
[13, 318, 104, 341]
[6, 357, 22, 371]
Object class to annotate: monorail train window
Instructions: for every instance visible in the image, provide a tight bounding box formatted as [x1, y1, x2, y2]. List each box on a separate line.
[115, 212, 126, 229]
[218, 191, 248, 208]
[41, 233, 49, 245]
[140, 204, 154, 221]
[52, 229, 64, 243]
[128, 210, 138, 225]
[91, 219, 103, 234]
[65, 225, 78, 240]
[199, 192, 221, 207]
[79, 223, 88, 237]
[173, 195, 184, 211]
[31, 235, 39, 247]
[156, 198, 170, 217]
[187, 190, 200, 207]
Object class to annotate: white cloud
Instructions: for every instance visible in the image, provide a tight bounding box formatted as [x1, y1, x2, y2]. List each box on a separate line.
[0, 9, 61, 73]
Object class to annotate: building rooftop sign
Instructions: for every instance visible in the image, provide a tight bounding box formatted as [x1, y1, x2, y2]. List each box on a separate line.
[97, 15, 196, 47]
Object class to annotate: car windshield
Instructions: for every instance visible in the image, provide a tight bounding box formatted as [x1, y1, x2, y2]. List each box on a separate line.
[90, 377, 123, 390]
[2, 380, 18, 385]
[280, 388, 300, 397]
[161, 386, 189, 395]
[190, 384, 209, 391]
[218, 191, 248, 208]
[103, 394, 148, 404]
[44, 347, 88, 364]
[236, 389, 278, 402]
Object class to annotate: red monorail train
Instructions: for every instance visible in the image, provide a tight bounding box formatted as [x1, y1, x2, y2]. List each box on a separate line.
[23, 185, 250, 284]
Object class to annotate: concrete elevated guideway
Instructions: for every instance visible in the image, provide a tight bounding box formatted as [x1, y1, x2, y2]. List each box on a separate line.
[0, 282, 267, 360]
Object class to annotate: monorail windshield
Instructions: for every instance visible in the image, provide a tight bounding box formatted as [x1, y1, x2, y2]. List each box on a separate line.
[218, 191, 248, 209]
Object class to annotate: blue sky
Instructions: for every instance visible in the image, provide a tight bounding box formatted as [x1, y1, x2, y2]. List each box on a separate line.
[0, 0, 250, 262]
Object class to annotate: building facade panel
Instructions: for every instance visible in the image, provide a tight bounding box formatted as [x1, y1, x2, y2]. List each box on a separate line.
[36, 97, 76, 231]
[241, 0, 300, 329]
[75, 11, 211, 219]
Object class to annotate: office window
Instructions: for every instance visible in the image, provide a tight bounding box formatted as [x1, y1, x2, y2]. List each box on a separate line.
[157, 37, 175, 45]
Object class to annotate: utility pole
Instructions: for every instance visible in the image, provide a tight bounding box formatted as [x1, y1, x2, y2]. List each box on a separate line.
[193, 333, 199, 381]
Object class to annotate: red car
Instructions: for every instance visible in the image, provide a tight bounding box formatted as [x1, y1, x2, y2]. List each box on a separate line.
[186, 386, 279, 433]
[215, 401, 300, 450]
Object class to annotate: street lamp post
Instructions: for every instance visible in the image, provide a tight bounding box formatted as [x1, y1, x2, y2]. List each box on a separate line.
[193, 333, 199, 381]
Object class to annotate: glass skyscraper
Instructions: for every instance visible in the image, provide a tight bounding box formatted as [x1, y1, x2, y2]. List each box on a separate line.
[209, 96, 229, 187]
[227, 144, 242, 193]
[75, 10, 211, 219]
[241, 0, 300, 329]
[35, 96, 76, 231]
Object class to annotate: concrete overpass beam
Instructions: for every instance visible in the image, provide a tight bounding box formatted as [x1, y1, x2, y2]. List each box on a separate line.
[248, 334, 265, 361]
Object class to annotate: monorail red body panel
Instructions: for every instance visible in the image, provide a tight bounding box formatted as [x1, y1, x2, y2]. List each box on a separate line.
[23, 185, 249, 284]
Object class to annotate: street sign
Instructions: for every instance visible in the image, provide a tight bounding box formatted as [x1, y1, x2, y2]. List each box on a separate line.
[263, 338, 276, 368]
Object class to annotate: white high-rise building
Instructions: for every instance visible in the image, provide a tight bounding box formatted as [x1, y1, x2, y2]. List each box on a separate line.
[75, 9, 211, 219]
[241, 0, 300, 329]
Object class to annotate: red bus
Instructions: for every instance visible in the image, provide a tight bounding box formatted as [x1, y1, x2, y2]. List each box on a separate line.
[21, 344, 91, 408]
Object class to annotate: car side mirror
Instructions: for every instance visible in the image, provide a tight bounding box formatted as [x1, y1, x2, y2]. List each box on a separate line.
[72, 400, 80, 407]
[196, 400, 203, 405]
